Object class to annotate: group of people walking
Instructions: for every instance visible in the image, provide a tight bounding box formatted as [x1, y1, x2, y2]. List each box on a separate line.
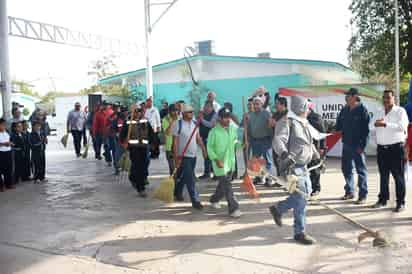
[2, 86, 408, 246]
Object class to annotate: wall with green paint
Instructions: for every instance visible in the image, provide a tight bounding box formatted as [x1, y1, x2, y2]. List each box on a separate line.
[132, 73, 309, 118]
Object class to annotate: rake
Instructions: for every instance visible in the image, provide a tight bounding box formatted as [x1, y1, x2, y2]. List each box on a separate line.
[266, 161, 390, 248]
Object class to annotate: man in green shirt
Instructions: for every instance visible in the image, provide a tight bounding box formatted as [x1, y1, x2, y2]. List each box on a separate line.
[162, 104, 178, 175]
[207, 107, 243, 218]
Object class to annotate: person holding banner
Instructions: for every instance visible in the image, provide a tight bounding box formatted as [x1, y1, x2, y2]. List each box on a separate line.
[373, 90, 408, 212]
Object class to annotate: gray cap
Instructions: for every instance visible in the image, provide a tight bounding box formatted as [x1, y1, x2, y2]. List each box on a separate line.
[290, 96, 309, 115]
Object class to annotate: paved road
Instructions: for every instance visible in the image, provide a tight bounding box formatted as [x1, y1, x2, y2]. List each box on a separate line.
[1, 137, 411, 274]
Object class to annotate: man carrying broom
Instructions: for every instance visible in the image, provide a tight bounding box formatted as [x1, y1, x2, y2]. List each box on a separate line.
[119, 105, 155, 198]
[207, 107, 243, 218]
[269, 96, 319, 245]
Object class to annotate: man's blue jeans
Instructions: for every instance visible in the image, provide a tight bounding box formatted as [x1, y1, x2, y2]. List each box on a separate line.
[277, 167, 311, 236]
[114, 136, 125, 170]
[105, 136, 117, 164]
[174, 157, 199, 203]
[341, 144, 368, 198]
[250, 137, 273, 173]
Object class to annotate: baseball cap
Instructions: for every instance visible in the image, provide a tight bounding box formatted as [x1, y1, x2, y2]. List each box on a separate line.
[345, 87, 359, 96]
[218, 107, 232, 118]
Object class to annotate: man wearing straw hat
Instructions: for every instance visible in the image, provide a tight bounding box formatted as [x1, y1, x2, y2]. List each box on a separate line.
[173, 105, 207, 210]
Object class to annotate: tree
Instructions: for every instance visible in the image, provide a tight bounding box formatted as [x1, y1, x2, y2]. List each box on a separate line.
[12, 80, 40, 98]
[348, 0, 412, 79]
[88, 54, 119, 80]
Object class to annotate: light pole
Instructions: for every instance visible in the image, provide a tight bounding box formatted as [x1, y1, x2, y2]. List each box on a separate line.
[144, 0, 153, 100]
[0, 0, 11, 119]
[143, 0, 179, 101]
[394, 0, 400, 104]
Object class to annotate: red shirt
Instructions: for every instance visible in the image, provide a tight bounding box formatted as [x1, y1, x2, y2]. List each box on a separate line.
[92, 110, 106, 136]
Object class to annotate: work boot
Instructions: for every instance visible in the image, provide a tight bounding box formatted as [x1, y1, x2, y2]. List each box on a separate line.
[354, 197, 367, 205]
[230, 209, 242, 218]
[192, 201, 204, 210]
[269, 204, 282, 227]
[138, 191, 148, 198]
[371, 201, 386, 209]
[198, 174, 211, 180]
[253, 177, 263, 185]
[294, 233, 316, 245]
[209, 202, 221, 209]
[393, 204, 406, 213]
[341, 193, 354, 200]
[264, 178, 275, 187]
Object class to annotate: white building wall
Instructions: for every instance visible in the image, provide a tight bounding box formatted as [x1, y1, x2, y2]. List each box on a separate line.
[128, 60, 360, 86]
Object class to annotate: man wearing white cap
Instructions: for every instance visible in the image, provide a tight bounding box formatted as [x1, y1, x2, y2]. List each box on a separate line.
[173, 105, 207, 210]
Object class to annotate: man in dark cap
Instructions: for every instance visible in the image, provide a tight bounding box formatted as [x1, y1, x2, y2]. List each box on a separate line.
[208, 107, 243, 218]
[335, 88, 370, 204]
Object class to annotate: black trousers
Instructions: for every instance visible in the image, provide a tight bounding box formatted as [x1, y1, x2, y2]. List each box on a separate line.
[309, 159, 321, 193]
[377, 143, 406, 206]
[0, 151, 13, 188]
[13, 150, 25, 183]
[71, 130, 83, 155]
[32, 149, 46, 180]
[129, 147, 149, 192]
[22, 150, 31, 180]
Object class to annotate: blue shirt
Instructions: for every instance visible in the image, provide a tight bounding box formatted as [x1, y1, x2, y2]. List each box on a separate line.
[336, 104, 370, 149]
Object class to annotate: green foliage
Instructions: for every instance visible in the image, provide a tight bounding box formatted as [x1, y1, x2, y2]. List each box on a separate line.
[188, 82, 209, 113]
[348, 0, 412, 78]
[12, 80, 40, 98]
[22, 107, 30, 116]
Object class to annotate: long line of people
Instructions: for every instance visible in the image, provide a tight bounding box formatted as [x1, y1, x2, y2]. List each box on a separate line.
[1, 86, 409, 246]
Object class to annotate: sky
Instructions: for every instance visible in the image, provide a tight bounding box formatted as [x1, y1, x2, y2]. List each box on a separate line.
[7, 0, 353, 94]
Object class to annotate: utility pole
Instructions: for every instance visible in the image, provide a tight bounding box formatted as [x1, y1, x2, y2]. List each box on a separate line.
[143, 0, 179, 101]
[394, 0, 400, 105]
[0, 0, 11, 119]
[144, 0, 154, 100]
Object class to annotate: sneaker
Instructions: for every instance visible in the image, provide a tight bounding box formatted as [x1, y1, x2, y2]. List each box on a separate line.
[264, 178, 275, 187]
[393, 204, 405, 213]
[198, 174, 211, 180]
[33, 180, 40, 184]
[40, 179, 48, 183]
[269, 204, 282, 227]
[341, 193, 355, 200]
[107, 162, 112, 167]
[174, 196, 184, 202]
[114, 169, 120, 176]
[210, 202, 222, 209]
[230, 209, 242, 218]
[354, 197, 367, 205]
[192, 201, 204, 210]
[253, 177, 263, 185]
[371, 201, 386, 209]
[76, 154, 81, 158]
[138, 191, 148, 198]
[96, 156, 102, 160]
[294, 233, 316, 245]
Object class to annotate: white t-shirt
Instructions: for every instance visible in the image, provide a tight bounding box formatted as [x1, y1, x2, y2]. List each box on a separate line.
[173, 119, 198, 158]
[0, 131, 11, 152]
